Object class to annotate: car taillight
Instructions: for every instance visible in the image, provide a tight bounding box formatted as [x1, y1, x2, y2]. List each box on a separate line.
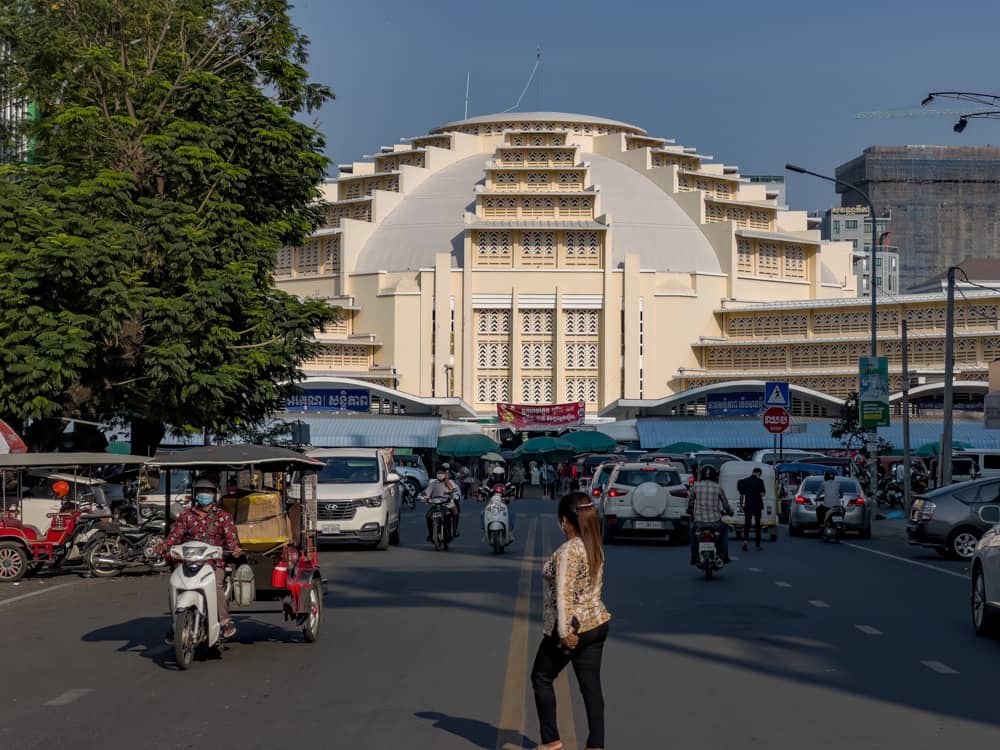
[848, 497, 865, 506]
[670, 488, 688, 498]
[795, 496, 810, 505]
[608, 488, 630, 498]
[605, 515, 618, 526]
[592, 488, 601, 497]
[688, 476, 695, 485]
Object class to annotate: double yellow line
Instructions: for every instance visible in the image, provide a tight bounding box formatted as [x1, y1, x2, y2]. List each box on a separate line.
[495, 518, 577, 750]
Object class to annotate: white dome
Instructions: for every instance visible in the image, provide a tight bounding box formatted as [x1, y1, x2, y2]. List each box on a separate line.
[354, 153, 722, 275]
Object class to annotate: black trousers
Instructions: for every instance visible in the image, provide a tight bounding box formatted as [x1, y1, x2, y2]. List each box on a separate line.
[815, 504, 828, 528]
[743, 507, 762, 547]
[531, 621, 609, 748]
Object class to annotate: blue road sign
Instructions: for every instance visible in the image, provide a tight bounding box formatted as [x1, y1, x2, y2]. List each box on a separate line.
[764, 381, 790, 408]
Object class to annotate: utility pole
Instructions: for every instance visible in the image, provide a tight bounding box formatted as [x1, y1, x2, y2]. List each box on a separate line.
[902, 320, 912, 515]
[940, 266, 956, 486]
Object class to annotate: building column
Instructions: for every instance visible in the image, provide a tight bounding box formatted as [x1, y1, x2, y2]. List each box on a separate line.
[511, 288, 521, 406]
[433, 252, 451, 397]
[622, 254, 641, 399]
[555, 287, 567, 403]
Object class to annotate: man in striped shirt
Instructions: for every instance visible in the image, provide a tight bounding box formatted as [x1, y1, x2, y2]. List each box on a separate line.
[687, 465, 733, 565]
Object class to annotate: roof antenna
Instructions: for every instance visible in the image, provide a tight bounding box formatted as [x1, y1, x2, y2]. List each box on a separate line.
[464, 71, 470, 120]
[535, 46, 541, 110]
[502, 47, 541, 114]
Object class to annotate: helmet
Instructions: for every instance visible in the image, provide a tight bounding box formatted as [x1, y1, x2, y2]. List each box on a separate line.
[192, 479, 219, 507]
[824, 471, 835, 481]
[699, 465, 719, 482]
[492, 466, 506, 476]
[52, 480, 70, 499]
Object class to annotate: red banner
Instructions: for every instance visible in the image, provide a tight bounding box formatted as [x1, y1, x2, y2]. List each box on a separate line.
[496, 402, 585, 432]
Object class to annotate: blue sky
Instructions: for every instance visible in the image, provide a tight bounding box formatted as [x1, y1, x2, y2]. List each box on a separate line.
[289, 0, 1000, 212]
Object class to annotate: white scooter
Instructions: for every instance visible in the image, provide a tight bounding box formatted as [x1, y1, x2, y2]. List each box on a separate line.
[481, 483, 513, 554]
[168, 541, 232, 669]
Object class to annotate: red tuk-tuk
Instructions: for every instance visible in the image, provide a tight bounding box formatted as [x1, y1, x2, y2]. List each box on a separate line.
[0, 452, 152, 582]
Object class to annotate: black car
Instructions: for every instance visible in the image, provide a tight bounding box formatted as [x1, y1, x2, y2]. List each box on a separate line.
[907, 478, 1000, 559]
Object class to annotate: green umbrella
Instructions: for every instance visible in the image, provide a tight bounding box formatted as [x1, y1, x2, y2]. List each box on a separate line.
[513, 436, 576, 462]
[437, 433, 500, 458]
[657, 441, 707, 454]
[915, 440, 973, 457]
[562, 431, 617, 454]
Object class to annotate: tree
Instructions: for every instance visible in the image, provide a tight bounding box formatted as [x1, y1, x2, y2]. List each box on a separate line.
[0, 0, 338, 455]
[830, 391, 893, 454]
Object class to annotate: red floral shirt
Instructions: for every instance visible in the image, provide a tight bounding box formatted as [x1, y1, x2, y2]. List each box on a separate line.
[163, 506, 240, 564]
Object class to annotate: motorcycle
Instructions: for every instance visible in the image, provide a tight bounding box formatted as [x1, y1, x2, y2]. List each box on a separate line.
[481, 483, 513, 554]
[84, 514, 167, 577]
[426, 495, 456, 551]
[168, 541, 234, 670]
[880, 477, 903, 509]
[402, 480, 417, 510]
[694, 524, 725, 579]
[820, 504, 846, 543]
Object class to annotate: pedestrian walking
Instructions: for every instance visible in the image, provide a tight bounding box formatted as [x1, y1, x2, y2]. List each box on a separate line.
[531, 492, 610, 750]
[739, 467, 767, 551]
[543, 464, 557, 499]
[511, 462, 526, 498]
[531, 461, 541, 487]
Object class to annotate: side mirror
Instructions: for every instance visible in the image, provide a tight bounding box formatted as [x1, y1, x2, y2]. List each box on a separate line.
[978, 506, 1000, 525]
[386, 473, 402, 484]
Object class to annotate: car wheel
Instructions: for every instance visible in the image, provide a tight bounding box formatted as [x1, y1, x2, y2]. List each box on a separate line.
[947, 527, 981, 560]
[973, 566, 1000, 638]
[403, 478, 420, 501]
[389, 521, 401, 546]
[375, 521, 390, 551]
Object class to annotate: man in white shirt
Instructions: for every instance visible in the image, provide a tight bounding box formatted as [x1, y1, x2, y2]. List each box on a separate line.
[815, 471, 843, 529]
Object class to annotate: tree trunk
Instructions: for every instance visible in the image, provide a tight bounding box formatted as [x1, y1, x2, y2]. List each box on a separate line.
[130, 418, 165, 457]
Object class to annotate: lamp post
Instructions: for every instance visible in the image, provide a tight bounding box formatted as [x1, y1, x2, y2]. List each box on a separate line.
[786, 164, 881, 503]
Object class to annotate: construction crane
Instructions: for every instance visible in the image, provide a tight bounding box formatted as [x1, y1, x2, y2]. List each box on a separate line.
[857, 92, 1000, 132]
[855, 107, 969, 120]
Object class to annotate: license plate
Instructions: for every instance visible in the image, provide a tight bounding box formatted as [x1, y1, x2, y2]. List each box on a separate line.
[319, 522, 341, 534]
[635, 520, 664, 530]
[699, 542, 716, 553]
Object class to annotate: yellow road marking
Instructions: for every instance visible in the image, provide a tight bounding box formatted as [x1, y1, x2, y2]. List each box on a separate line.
[496, 519, 537, 750]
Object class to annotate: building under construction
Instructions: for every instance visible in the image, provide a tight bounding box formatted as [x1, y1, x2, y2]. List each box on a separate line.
[835, 145, 1000, 292]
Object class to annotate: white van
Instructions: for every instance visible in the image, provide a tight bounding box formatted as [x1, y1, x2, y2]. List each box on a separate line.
[750, 449, 826, 465]
[957, 450, 1000, 479]
[718, 461, 778, 543]
[305, 448, 402, 550]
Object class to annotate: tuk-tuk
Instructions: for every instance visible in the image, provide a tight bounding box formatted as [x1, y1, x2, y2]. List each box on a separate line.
[718, 461, 778, 543]
[0, 452, 152, 582]
[774, 463, 833, 522]
[149, 445, 325, 648]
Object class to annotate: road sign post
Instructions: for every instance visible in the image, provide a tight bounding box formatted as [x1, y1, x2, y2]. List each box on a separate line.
[764, 381, 790, 409]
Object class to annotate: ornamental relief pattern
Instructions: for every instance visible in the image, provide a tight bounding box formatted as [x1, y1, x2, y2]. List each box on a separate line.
[566, 343, 599, 369]
[476, 378, 510, 404]
[476, 309, 511, 335]
[520, 378, 554, 404]
[521, 309, 554, 335]
[521, 343, 554, 369]
[477, 343, 510, 369]
[565, 310, 600, 336]
[566, 378, 600, 403]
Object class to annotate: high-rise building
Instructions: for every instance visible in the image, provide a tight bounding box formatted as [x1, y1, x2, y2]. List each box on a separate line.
[835, 145, 1000, 292]
[820, 206, 899, 296]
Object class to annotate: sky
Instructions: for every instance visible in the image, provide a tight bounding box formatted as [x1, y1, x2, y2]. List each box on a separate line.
[288, 0, 1000, 212]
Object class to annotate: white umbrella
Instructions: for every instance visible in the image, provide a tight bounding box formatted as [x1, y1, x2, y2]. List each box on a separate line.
[481, 452, 506, 462]
[0, 420, 27, 454]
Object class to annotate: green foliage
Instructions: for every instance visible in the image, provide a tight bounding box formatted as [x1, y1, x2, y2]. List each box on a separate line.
[830, 391, 893, 453]
[0, 0, 337, 449]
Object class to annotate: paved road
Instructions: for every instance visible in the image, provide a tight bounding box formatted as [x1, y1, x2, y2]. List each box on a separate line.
[1, 499, 999, 749]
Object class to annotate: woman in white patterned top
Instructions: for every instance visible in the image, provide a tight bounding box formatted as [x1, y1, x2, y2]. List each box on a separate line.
[531, 492, 611, 750]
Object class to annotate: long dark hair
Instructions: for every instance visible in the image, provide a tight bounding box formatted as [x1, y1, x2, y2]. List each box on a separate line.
[558, 491, 604, 582]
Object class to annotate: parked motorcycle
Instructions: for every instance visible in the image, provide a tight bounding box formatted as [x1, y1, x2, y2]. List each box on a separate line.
[694, 524, 725, 579]
[821, 504, 846, 543]
[168, 541, 233, 670]
[880, 477, 904, 509]
[426, 495, 455, 551]
[84, 514, 167, 577]
[402, 480, 417, 510]
[481, 483, 513, 554]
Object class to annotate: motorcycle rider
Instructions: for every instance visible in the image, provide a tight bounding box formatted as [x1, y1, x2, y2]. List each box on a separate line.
[423, 466, 461, 541]
[156, 478, 243, 640]
[815, 471, 843, 530]
[481, 465, 515, 544]
[687, 465, 733, 565]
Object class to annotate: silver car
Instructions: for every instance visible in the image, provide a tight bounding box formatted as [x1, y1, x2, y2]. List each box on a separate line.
[788, 476, 873, 538]
[971, 504, 1000, 637]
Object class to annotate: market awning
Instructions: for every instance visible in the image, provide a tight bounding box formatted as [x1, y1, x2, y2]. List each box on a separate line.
[296, 416, 442, 449]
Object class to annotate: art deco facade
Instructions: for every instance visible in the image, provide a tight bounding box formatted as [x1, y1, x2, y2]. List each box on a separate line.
[275, 112, 1000, 417]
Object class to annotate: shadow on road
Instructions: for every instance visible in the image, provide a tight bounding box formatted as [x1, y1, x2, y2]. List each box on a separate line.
[415, 711, 531, 750]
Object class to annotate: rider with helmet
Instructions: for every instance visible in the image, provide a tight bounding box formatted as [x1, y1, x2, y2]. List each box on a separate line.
[157, 478, 243, 639]
[815, 471, 844, 530]
[687, 465, 733, 565]
[481, 465, 515, 543]
[423, 466, 461, 541]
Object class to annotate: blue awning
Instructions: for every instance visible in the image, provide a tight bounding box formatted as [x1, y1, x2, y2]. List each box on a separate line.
[292, 416, 442, 449]
[637, 418, 1000, 451]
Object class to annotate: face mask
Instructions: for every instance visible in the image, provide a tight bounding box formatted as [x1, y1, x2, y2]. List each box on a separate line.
[195, 493, 215, 507]
[436, 474, 447, 481]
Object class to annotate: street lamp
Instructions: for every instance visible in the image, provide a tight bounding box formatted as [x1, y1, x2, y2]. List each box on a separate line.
[786, 163, 882, 502]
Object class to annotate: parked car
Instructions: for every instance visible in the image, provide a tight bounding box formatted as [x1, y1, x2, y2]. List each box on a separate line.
[750, 449, 826, 465]
[971, 504, 1000, 637]
[588, 460, 624, 500]
[578, 454, 622, 480]
[688, 451, 740, 475]
[788, 475, 872, 538]
[907, 478, 1000, 559]
[958, 450, 1000, 479]
[599, 463, 689, 543]
[639, 453, 694, 483]
[304, 448, 402, 550]
[393, 454, 429, 496]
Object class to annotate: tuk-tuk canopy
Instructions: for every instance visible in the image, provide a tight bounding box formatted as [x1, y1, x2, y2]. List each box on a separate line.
[0, 452, 152, 469]
[150, 444, 323, 471]
[774, 463, 831, 475]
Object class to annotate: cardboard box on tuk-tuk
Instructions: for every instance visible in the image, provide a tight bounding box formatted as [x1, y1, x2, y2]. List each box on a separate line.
[223, 491, 291, 551]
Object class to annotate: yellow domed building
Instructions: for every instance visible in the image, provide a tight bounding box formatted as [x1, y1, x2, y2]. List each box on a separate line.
[275, 112, 1000, 446]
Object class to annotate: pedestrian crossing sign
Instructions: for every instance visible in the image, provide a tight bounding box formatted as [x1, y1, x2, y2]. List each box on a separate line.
[764, 381, 790, 408]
